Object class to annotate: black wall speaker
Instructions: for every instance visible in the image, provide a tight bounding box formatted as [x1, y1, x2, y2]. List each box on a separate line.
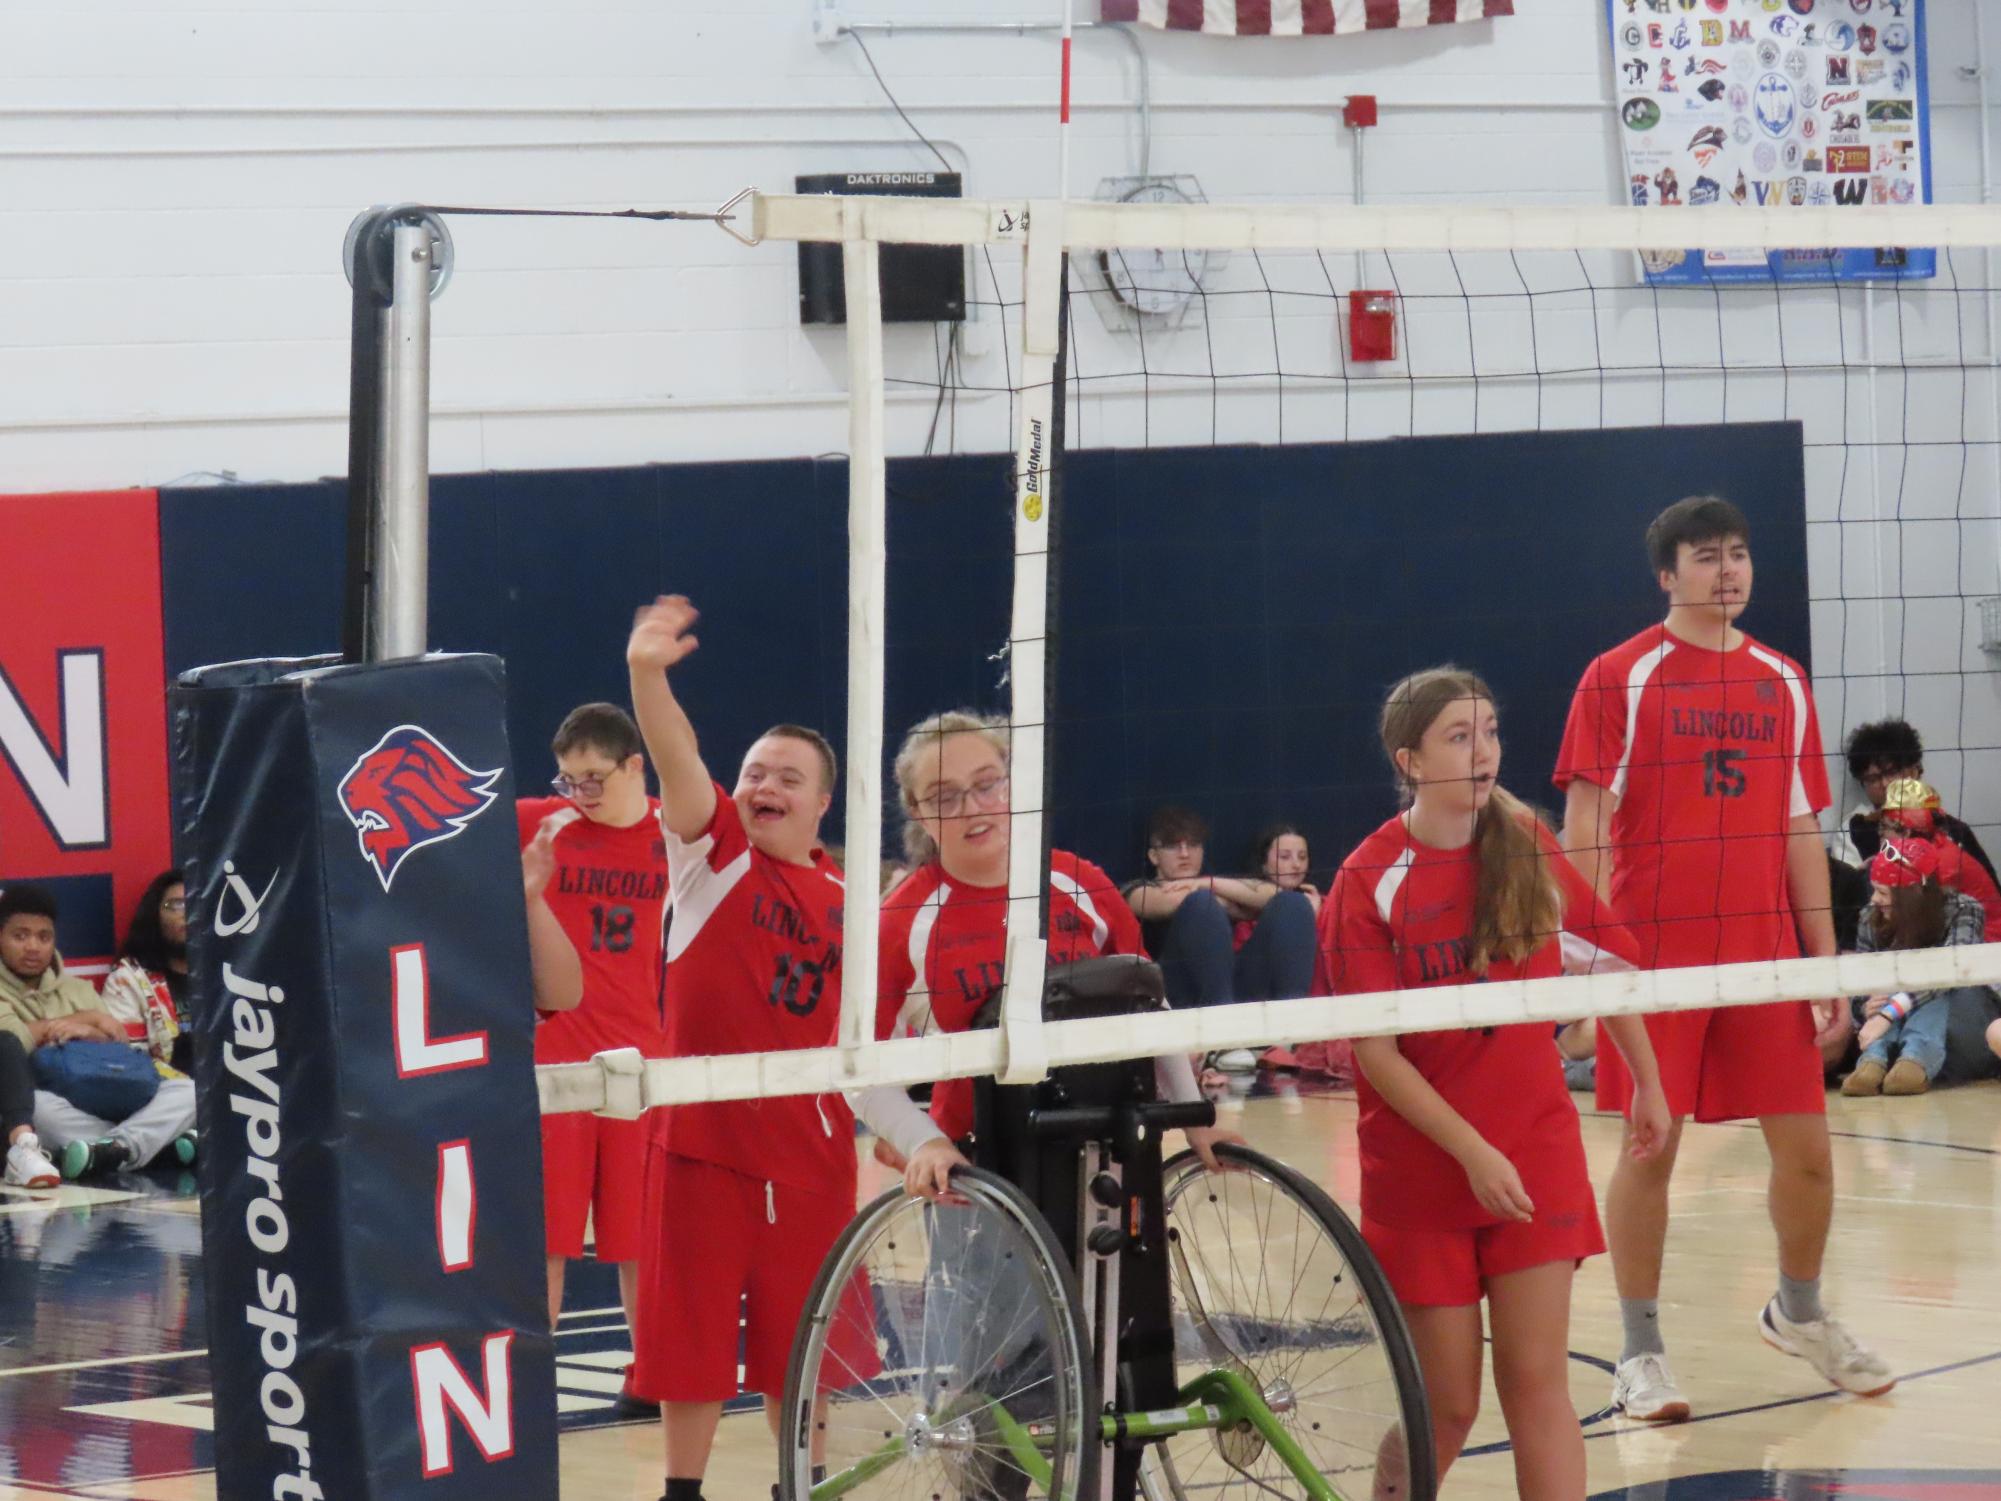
[797, 171, 966, 325]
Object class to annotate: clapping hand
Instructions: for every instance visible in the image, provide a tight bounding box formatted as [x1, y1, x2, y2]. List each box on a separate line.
[522, 815, 561, 901]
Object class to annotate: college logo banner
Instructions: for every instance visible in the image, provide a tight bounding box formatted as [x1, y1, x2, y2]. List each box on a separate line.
[1101, 0, 1511, 35]
[173, 653, 555, 1501]
[1606, 0, 1933, 284]
[0, 489, 172, 977]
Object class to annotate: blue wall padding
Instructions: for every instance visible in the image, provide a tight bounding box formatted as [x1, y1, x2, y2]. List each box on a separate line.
[161, 422, 1807, 886]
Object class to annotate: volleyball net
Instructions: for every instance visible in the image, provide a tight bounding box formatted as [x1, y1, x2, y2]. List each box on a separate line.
[531, 193, 2001, 1120]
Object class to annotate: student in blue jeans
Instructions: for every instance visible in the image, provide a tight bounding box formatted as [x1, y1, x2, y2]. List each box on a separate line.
[1121, 807, 1317, 1071]
[1843, 836, 2001, 1097]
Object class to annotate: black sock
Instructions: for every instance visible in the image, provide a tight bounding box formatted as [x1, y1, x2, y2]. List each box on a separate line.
[664, 1477, 703, 1501]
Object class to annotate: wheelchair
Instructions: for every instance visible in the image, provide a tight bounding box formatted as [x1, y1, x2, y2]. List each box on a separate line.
[780, 957, 1435, 1501]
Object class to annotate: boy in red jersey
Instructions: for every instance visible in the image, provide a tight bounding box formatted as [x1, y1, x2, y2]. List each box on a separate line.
[1320, 666, 1668, 1501]
[516, 702, 670, 1367]
[1557, 495, 1892, 1420]
[624, 595, 860, 1501]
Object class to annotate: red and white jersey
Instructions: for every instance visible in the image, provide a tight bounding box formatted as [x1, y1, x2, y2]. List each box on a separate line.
[1316, 813, 1639, 1230]
[517, 796, 669, 1064]
[1927, 837, 2001, 942]
[1554, 625, 1830, 966]
[654, 785, 855, 1195]
[876, 851, 1145, 1142]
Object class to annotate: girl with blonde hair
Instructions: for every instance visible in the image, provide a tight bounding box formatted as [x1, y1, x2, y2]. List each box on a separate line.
[858, 710, 1234, 1196]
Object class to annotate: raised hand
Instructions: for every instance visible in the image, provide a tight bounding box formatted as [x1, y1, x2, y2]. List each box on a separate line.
[522, 815, 561, 902]
[626, 595, 701, 672]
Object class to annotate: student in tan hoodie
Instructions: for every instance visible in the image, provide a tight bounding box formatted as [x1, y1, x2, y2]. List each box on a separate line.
[0, 882, 196, 1181]
[0, 885, 59, 1188]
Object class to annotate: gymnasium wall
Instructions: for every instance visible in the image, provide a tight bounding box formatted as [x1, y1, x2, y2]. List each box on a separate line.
[4, 0, 1999, 839]
[148, 421, 1810, 884]
[3, 1, 1994, 484]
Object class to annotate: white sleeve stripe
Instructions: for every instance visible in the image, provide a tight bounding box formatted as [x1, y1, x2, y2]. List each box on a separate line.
[894, 886, 949, 1037]
[538, 805, 584, 837]
[1610, 639, 1674, 802]
[1372, 848, 1416, 926]
[1745, 644, 1814, 819]
[1049, 869, 1110, 950]
[662, 832, 753, 965]
[1558, 929, 1635, 976]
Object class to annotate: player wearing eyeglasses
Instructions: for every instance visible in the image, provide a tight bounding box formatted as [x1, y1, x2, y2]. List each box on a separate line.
[863, 711, 1235, 1201]
[515, 701, 669, 1383]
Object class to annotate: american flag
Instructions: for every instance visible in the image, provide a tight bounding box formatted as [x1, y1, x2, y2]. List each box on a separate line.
[1100, 0, 1511, 33]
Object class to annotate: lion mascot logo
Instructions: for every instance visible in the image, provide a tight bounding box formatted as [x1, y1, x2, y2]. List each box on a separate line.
[337, 725, 500, 891]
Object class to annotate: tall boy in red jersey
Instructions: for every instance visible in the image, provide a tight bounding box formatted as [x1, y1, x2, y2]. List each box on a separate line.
[516, 703, 669, 1368]
[624, 595, 863, 1501]
[1556, 496, 1892, 1421]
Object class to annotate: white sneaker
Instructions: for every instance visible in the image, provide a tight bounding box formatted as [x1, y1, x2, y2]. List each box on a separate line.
[1209, 1048, 1258, 1074]
[4, 1132, 60, 1190]
[1758, 1297, 1896, 1396]
[1610, 1352, 1691, 1423]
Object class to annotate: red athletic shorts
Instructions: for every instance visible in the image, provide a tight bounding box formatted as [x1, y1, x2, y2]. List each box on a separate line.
[541, 1111, 647, 1261]
[1362, 1194, 1605, 1308]
[1596, 997, 1827, 1123]
[630, 1149, 872, 1403]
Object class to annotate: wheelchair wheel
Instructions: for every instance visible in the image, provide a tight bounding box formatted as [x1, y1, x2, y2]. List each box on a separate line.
[780, 1166, 1098, 1501]
[1144, 1143, 1435, 1501]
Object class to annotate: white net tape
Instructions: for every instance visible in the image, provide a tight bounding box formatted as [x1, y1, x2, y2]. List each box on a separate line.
[540, 943, 2001, 1116]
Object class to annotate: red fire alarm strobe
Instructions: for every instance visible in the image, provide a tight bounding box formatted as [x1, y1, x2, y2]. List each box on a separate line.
[1349, 290, 1396, 363]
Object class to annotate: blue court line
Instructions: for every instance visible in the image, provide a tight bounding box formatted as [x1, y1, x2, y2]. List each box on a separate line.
[1577, 1108, 2001, 1158]
[1462, 1347, 2001, 1460]
[1820, 1127, 1999, 1158]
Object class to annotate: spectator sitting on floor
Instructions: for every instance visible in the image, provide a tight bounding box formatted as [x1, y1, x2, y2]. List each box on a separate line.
[1121, 805, 1317, 1074]
[1842, 837, 2001, 1097]
[1244, 823, 1359, 1080]
[1249, 823, 1322, 917]
[1877, 779, 2001, 941]
[0, 883, 196, 1181]
[1835, 718, 1997, 878]
[0, 1020, 60, 1189]
[101, 870, 191, 1078]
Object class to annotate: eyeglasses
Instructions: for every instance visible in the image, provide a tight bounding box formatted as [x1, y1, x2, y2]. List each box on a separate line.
[915, 774, 1009, 818]
[1860, 765, 1919, 787]
[552, 770, 618, 799]
[161, 898, 186, 913]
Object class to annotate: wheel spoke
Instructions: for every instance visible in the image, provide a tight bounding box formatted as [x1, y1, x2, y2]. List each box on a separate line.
[1157, 1149, 1429, 1501]
[785, 1173, 1091, 1501]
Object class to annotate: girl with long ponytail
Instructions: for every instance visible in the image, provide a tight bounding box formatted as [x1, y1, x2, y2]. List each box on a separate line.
[1316, 667, 1670, 1501]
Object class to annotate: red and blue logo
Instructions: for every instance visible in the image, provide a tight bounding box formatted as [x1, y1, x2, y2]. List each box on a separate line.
[337, 725, 500, 891]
